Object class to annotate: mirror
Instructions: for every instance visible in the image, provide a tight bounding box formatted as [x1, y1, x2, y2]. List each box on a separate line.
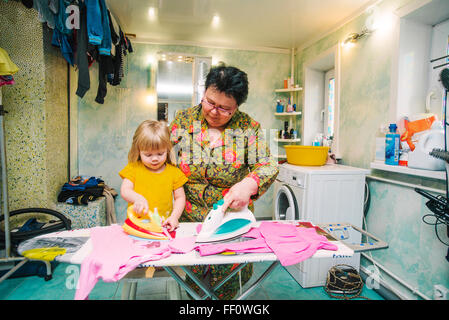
[156, 52, 212, 123]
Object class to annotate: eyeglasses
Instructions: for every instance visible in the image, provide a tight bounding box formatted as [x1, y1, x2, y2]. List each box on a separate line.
[201, 97, 235, 116]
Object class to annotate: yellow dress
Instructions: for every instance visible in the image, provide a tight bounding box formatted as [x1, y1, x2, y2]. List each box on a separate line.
[119, 162, 188, 219]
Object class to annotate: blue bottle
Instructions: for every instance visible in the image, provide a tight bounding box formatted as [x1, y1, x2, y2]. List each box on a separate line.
[385, 123, 400, 165]
[276, 100, 284, 113]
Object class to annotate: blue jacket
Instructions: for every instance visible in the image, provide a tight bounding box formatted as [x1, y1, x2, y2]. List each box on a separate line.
[85, 0, 111, 55]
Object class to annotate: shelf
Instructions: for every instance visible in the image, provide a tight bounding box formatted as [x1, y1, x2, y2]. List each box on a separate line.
[274, 111, 301, 116]
[275, 87, 303, 93]
[370, 161, 446, 180]
[274, 138, 301, 143]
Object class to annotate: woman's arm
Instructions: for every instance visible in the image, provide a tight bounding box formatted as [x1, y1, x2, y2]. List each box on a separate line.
[222, 121, 279, 212]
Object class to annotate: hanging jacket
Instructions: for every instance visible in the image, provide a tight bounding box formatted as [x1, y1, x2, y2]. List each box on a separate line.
[85, 0, 111, 56]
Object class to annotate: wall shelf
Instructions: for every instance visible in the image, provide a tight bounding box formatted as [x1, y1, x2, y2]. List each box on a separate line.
[370, 161, 446, 181]
[274, 138, 301, 143]
[275, 87, 303, 93]
[275, 111, 301, 116]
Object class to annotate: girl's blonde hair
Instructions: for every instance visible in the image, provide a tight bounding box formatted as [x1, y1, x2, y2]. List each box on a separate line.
[128, 120, 176, 164]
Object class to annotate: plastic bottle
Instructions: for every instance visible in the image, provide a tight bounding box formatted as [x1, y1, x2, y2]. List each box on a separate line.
[385, 123, 400, 165]
[286, 98, 293, 112]
[276, 100, 283, 113]
[374, 124, 387, 162]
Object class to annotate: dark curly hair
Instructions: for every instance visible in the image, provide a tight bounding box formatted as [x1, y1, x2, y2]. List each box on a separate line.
[205, 64, 249, 106]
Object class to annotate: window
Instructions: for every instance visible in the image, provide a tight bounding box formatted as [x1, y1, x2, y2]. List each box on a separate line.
[324, 69, 335, 139]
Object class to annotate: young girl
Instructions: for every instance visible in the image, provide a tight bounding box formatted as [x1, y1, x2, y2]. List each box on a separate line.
[119, 120, 188, 231]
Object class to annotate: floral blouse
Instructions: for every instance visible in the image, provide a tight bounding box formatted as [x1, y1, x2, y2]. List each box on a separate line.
[169, 104, 279, 222]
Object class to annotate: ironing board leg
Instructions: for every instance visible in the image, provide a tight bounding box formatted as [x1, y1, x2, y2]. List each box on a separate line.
[129, 281, 138, 299]
[121, 280, 138, 300]
[211, 263, 248, 293]
[163, 262, 279, 300]
[180, 266, 220, 300]
[236, 261, 279, 300]
[121, 280, 131, 300]
[163, 266, 203, 300]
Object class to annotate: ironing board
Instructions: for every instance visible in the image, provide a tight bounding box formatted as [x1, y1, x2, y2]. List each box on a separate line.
[16, 220, 388, 300]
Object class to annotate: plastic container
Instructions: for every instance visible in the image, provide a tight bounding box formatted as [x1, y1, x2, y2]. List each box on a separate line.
[285, 145, 329, 166]
[276, 100, 284, 113]
[385, 124, 400, 165]
[408, 121, 445, 171]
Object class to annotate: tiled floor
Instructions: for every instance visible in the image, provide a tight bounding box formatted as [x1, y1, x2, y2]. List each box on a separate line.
[0, 261, 384, 300]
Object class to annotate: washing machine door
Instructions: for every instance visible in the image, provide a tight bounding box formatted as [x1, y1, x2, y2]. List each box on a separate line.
[275, 184, 298, 220]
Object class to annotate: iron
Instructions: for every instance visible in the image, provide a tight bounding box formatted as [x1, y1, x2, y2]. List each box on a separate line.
[196, 199, 256, 243]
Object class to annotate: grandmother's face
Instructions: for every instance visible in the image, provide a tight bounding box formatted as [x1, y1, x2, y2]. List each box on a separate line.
[201, 87, 238, 129]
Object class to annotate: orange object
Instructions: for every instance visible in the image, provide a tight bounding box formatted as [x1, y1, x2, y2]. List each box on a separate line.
[400, 116, 436, 151]
[284, 79, 288, 88]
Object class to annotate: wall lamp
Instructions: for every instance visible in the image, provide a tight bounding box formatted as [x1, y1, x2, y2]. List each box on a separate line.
[342, 28, 373, 47]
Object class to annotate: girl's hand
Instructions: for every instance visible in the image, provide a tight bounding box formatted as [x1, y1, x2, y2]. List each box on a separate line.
[133, 195, 149, 216]
[162, 215, 179, 232]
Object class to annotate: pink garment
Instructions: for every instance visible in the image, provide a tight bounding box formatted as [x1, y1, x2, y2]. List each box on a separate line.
[197, 237, 272, 256]
[75, 225, 171, 300]
[196, 222, 338, 266]
[258, 221, 338, 266]
[168, 235, 197, 253]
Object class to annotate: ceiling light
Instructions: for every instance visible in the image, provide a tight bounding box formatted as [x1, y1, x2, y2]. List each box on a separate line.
[145, 54, 155, 66]
[212, 15, 220, 27]
[148, 7, 156, 20]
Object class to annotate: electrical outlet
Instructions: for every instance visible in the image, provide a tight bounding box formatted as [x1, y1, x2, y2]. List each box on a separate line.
[433, 284, 449, 300]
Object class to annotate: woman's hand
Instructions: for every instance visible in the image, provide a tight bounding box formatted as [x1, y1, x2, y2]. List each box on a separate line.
[222, 177, 258, 212]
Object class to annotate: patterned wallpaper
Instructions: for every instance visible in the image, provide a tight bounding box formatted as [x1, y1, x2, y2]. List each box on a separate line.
[0, 1, 68, 211]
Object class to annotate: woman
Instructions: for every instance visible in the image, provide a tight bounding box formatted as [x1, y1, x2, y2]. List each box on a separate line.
[169, 64, 279, 299]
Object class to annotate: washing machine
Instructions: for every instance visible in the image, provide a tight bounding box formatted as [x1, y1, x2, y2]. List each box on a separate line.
[273, 163, 369, 288]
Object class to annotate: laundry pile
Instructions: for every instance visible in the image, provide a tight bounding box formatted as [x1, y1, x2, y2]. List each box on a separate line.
[20, 0, 133, 103]
[57, 175, 105, 205]
[57, 175, 118, 225]
[75, 221, 338, 300]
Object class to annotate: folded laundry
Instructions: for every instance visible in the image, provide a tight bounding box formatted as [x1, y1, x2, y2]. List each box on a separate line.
[57, 176, 105, 205]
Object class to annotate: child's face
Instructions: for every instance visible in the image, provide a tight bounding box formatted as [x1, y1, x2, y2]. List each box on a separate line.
[140, 148, 167, 171]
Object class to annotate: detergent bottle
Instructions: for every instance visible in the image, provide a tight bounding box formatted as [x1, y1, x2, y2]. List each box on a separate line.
[385, 123, 400, 165]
